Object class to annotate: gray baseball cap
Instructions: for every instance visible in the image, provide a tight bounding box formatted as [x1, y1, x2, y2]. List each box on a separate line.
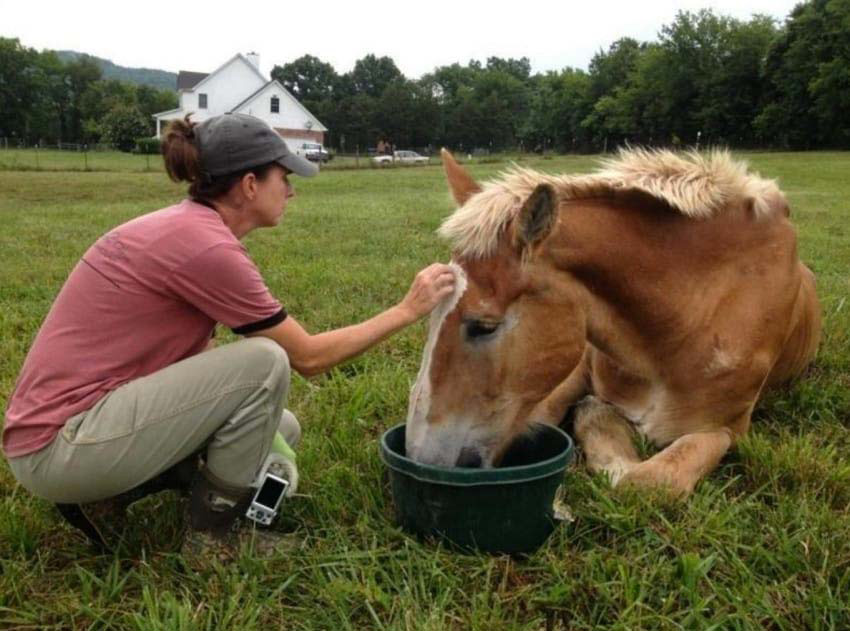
[195, 113, 318, 178]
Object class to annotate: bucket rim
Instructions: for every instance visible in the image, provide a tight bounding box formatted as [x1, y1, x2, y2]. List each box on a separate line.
[379, 423, 574, 487]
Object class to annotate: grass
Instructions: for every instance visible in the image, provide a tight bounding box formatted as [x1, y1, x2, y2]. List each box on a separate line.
[1, 152, 849, 630]
[0, 148, 550, 173]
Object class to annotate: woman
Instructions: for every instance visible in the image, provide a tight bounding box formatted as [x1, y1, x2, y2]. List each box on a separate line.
[3, 113, 455, 563]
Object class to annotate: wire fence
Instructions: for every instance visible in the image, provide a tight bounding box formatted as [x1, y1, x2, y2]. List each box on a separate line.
[0, 139, 595, 174]
[0, 144, 449, 173]
[0, 139, 163, 172]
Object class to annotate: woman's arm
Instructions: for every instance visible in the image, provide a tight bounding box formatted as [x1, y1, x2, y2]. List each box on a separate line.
[246, 263, 456, 377]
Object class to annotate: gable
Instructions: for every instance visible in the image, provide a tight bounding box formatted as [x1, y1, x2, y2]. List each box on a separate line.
[230, 80, 327, 131]
[190, 54, 266, 92]
[178, 55, 265, 115]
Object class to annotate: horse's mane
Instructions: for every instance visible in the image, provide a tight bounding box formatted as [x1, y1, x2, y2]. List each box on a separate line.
[439, 147, 783, 259]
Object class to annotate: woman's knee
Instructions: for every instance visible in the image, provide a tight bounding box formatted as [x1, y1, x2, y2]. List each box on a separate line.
[241, 337, 290, 390]
[278, 410, 301, 448]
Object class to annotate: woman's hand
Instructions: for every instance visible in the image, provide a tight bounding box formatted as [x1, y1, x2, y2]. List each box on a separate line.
[249, 263, 458, 377]
[399, 263, 457, 322]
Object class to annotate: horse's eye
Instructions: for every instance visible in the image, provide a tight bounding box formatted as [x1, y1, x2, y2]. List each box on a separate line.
[465, 320, 500, 339]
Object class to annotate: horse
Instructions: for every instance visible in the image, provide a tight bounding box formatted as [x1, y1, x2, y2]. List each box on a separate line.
[405, 148, 821, 496]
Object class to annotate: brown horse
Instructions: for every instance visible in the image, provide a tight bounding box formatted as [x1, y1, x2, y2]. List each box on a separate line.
[405, 148, 821, 496]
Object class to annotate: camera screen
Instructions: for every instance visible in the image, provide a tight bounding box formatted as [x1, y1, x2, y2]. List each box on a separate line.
[256, 476, 287, 508]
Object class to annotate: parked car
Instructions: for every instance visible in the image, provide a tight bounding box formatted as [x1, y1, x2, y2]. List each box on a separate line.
[298, 142, 331, 163]
[372, 150, 430, 165]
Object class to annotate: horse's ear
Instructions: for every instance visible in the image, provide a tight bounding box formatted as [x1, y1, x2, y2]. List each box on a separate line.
[515, 184, 557, 254]
[442, 148, 481, 206]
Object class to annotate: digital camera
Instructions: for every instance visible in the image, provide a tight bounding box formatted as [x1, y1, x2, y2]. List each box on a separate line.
[245, 472, 289, 526]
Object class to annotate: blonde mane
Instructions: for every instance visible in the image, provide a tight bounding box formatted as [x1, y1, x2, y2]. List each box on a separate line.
[439, 147, 782, 259]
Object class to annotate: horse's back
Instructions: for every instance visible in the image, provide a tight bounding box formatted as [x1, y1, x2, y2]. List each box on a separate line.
[766, 261, 822, 386]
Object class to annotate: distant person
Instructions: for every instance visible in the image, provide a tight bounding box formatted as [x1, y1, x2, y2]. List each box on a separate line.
[3, 113, 455, 567]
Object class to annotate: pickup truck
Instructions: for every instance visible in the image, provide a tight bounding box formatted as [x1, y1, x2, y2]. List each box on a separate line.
[297, 142, 331, 163]
[372, 150, 430, 165]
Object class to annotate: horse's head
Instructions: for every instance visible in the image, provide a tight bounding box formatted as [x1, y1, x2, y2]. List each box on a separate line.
[406, 150, 587, 468]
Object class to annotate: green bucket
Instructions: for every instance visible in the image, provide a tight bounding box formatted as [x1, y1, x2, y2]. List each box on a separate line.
[380, 423, 574, 554]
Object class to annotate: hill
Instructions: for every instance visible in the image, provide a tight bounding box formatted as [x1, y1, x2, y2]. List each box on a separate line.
[55, 50, 176, 92]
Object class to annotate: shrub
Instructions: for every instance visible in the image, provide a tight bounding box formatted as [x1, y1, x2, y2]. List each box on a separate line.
[135, 137, 162, 154]
[101, 106, 149, 152]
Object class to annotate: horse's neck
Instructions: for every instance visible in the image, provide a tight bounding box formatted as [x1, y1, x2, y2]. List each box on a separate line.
[550, 198, 733, 374]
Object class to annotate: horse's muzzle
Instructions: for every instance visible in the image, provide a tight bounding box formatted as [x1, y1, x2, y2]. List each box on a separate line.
[456, 447, 483, 468]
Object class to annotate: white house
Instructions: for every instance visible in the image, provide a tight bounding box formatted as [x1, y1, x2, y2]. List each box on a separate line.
[153, 53, 327, 151]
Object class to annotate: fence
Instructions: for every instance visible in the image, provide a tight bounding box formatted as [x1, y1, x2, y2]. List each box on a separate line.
[0, 140, 163, 172]
[0, 143, 448, 173]
[5, 139, 724, 174]
[0, 146, 573, 174]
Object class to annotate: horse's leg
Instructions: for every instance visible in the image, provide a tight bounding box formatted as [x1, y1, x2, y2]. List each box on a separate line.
[573, 396, 641, 486]
[530, 346, 590, 425]
[618, 428, 734, 497]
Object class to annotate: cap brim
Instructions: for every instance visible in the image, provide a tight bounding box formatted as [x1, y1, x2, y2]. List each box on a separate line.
[277, 153, 319, 177]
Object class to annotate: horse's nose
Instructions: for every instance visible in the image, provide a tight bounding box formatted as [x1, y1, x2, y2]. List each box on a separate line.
[456, 447, 482, 468]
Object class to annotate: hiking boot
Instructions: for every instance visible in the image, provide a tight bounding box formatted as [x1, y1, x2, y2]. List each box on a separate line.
[55, 453, 201, 550]
[180, 467, 290, 570]
[55, 498, 129, 550]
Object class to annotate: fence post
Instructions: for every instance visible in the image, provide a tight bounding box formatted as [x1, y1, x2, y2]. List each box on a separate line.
[35, 143, 39, 169]
[84, 145, 88, 170]
[356, 146, 360, 168]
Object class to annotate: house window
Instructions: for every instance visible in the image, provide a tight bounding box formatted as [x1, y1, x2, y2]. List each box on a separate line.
[199, 93, 208, 109]
[270, 96, 279, 113]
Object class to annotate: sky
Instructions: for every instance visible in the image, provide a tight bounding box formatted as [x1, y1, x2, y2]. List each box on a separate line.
[4, 0, 801, 79]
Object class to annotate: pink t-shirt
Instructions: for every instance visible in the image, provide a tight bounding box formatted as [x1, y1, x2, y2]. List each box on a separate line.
[3, 199, 286, 458]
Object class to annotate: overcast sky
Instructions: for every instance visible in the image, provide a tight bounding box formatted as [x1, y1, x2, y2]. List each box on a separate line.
[5, 0, 801, 79]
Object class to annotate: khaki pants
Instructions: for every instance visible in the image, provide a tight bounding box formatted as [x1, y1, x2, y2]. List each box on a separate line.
[8, 338, 300, 504]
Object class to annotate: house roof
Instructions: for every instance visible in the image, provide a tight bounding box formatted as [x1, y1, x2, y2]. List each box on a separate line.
[190, 54, 266, 92]
[229, 80, 328, 131]
[152, 107, 182, 119]
[176, 71, 209, 91]
[229, 80, 275, 112]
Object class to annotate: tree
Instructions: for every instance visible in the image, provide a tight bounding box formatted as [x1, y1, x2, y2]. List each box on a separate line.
[696, 15, 778, 146]
[334, 93, 378, 151]
[485, 56, 531, 81]
[64, 55, 102, 141]
[100, 106, 149, 151]
[587, 38, 643, 102]
[271, 55, 339, 103]
[523, 69, 592, 152]
[757, 0, 850, 148]
[78, 79, 138, 141]
[471, 68, 529, 149]
[420, 62, 480, 103]
[136, 84, 178, 134]
[373, 80, 439, 148]
[582, 38, 646, 146]
[581, 11, 778, 149]
[349, 54, 404, 98]
[30, 50, 68, 142]
[0, 38, 46, 141]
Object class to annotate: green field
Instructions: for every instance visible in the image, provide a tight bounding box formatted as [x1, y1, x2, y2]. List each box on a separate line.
[0, 148, 530, 173]
[1, 153, 848, 630]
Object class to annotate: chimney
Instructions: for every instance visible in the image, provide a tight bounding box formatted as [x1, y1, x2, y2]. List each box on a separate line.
[246, 52, 260, 71]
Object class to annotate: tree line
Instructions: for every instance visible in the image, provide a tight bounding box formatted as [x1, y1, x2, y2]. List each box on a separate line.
[0, 40, 177, 150]
[2, 1, 848, 153]
[273, 1, 849, 152]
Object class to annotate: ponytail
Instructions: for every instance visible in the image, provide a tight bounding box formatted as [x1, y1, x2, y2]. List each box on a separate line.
[161, 115, 201, 184]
